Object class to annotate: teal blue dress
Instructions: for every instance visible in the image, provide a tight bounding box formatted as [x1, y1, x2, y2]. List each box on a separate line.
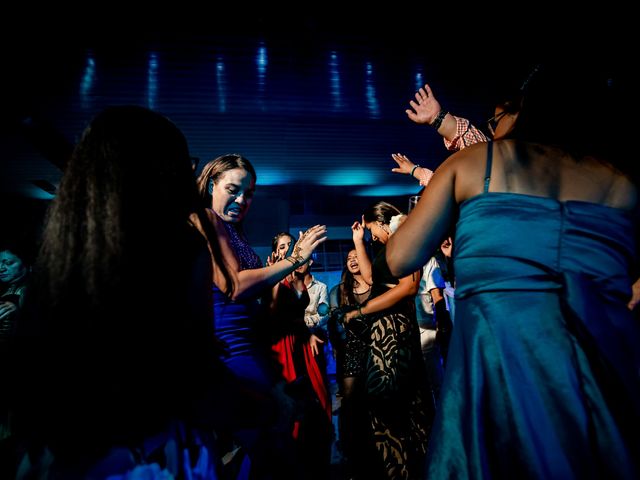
[426, 145, 640, 479]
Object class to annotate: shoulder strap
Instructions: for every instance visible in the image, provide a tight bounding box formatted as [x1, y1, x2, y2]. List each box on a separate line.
[484, 141, 493, 193]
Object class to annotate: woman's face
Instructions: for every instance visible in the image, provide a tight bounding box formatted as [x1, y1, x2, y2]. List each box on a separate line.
[275, 234, 293, 260]
[211, 168, 255, 223]
[0, 250, 27, 285]
[365, 221, 390, 245]
[346, 250, 360, 274]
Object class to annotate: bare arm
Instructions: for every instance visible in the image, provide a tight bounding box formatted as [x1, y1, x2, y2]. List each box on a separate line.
[430, 287, 444, 304]
[207, 209, 328, 301]
[343, 272, 420, 322]
[352, 217, 373, 285]
[386, 155, 459, 278]
[405, 84, 488, 151]
[406, 84, 459, 142]
[390, 153, 434, 186]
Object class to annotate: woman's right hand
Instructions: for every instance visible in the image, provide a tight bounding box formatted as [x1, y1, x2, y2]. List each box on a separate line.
[351, 216, 365, 243]
[390, 153, 417, 176]
[290, 224, 327, 263]
[406, 83, 441, 125]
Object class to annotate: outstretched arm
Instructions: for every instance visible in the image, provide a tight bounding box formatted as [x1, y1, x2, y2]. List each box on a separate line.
[386, 154, 459, 278]
[207, 210, 328, 301]
[391, 153, 434, 187]
[406, 83, 488, 151]
[406, 84, 459, 142]
[343, 271, 420, 323]
[352, 217, 373, 285]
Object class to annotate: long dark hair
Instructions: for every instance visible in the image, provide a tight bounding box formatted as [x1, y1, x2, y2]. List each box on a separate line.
[36, 106, 231, 306]
[505, 61, 624, 168]
[16, 106, 230, 451]
[338, 250, 364, 307]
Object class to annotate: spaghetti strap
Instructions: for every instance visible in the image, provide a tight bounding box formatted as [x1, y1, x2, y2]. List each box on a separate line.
[484, 141, 493, 193]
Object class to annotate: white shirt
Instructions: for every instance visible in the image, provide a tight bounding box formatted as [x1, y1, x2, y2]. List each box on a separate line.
[304, 276, 329, 334]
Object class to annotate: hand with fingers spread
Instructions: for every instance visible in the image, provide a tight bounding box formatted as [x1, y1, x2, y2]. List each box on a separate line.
[404, 82, 487, 150]
[390, 153, 434, 186]
[265, 251, 280, 267]
[406, 84, 442, 125]
[289, 224, 328, 265]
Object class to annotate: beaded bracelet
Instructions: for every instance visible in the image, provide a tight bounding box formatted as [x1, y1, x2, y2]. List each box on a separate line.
[430, 109, 448, 130]
[410, 165, 420, 178]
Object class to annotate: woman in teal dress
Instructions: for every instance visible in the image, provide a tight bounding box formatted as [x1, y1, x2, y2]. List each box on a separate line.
[387, 62, 640, 478]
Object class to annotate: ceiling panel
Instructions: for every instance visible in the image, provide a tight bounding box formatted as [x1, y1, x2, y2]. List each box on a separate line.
[1, 17, 630, 247]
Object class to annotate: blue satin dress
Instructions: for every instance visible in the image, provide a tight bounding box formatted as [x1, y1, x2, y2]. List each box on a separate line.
[426, 146, 640, 479]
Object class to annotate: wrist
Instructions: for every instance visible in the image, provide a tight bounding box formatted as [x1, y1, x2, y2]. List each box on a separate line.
[284, 254, 304, 267]
[430, 109, 448, 130]
[410, 164, 420, 178]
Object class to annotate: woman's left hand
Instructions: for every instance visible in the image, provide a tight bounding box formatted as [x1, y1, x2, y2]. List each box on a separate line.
[343, 310, 357, 324]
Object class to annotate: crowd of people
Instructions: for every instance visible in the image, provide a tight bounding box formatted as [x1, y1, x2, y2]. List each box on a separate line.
[1, 60, 638, 480]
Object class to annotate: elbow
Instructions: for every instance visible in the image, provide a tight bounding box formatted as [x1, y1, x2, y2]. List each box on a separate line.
[227, 284, 248, 302]
[229, 287, 253, 302]
[406, 283, 420, 297]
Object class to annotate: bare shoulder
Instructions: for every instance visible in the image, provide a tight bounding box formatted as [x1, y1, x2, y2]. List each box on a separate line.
[440, 142, 492, 203]
[607, 169, 638, 211]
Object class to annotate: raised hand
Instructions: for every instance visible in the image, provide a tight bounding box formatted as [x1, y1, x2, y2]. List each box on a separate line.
[391, 153, 417, 176]
[406, 84, 441, 125]
[440, 236, 453, 258]
[290, 224, 327, 264]
[265, 251, 280, 267]
[391, 152, 434, 186]
[351, 217, 365, 244]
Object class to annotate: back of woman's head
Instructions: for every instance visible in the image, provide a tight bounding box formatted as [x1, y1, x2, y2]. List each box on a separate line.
[37, 106, 197, 312]
[196, 153, 256, 209]
[363, 201, 402, 225]
[506, 61, 623, 162]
